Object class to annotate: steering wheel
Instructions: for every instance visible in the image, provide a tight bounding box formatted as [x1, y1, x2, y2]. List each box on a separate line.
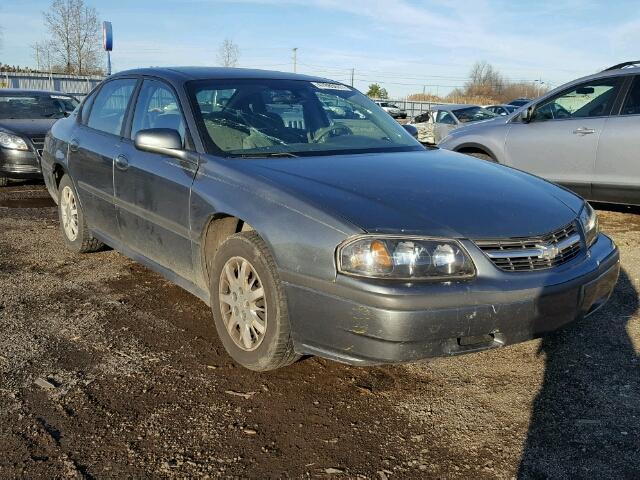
[554, 105, 571, 119]
[314, 124, 353, 143]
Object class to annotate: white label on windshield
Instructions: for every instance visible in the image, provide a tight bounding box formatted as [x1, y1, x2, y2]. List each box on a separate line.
[50, 95, 73, 100]
[311, 82, 351, 91]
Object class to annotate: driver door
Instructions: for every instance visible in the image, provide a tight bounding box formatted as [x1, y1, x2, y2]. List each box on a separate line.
[504, 77, 623, 197]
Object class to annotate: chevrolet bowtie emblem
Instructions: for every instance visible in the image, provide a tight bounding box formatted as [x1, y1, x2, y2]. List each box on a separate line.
[536, 244, 560, 260]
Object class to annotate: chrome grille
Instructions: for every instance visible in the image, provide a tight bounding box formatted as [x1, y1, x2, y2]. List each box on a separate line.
[475, 223, 582, 272]
[30, 136, 46, 157]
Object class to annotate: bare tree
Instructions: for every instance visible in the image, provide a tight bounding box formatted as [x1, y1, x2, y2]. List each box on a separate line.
[465, 61, 505, 97]
[217, 39, 240, 68]
[37, 0, 103, 75]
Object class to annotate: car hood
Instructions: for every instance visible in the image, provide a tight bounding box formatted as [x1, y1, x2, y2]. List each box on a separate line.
[0, 119, 58, 136]
[234, 149, 583, 239]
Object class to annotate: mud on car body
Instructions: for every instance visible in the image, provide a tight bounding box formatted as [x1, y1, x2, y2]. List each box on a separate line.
[42, 67, 619, 370]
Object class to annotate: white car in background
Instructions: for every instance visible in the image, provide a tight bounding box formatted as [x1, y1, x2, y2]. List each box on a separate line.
[374, 101, 407, 119]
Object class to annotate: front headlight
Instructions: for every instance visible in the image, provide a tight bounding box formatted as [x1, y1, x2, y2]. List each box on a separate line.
[579, 202, 599, 248]
[337, 236, 475, 280]
[0, 131, 29, 151]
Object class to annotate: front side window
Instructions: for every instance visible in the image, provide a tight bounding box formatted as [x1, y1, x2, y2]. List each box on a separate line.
[436, 111, 456, 125]
[131, 79, 186, 143]
[533, 77, 621, 121]
[0, 93, 78, 120]
[621, 76, 640, 115]
[451, 106, 496, 123]
[87, 79, 137, 135]
[188, 79, 421, 157]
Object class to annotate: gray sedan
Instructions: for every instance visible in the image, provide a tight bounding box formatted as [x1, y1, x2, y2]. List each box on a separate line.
[41, 67, 619, 370]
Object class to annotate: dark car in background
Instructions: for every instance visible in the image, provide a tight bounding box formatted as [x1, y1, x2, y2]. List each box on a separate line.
[485, 104, 518, 116]
[508, 98, 532, 107]
[0, 89, 78, 186]
[42, 67, 619, 371]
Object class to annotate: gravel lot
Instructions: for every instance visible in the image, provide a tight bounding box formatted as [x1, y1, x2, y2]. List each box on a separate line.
[1, 182, 639, 479]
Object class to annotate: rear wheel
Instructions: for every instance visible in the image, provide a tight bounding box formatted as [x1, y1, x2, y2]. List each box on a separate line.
[210, 231, 300, 371]
[58, 175, 103, 253]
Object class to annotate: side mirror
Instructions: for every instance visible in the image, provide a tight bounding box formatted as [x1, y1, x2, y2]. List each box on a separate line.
[520, 106, 533, 123]
[134, 128, 195, 162]
[402, 124, 419, 139]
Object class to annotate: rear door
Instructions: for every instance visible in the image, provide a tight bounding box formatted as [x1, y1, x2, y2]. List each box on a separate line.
[115, 78, 198, 278]
[68, 78, 138, 240]
[594, 75, 640, 204]
[503, 76, 624, 198]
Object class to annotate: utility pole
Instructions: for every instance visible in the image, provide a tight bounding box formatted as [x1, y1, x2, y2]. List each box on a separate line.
[350, 68, 354, 87]
[292, 47, 297, 73]
[47, 50, 53, 90]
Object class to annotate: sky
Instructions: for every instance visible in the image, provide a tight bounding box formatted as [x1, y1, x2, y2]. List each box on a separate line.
[1, 0, 639, 98]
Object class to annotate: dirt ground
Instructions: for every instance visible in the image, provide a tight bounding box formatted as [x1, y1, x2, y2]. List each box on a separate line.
[1, 182, 638, 479]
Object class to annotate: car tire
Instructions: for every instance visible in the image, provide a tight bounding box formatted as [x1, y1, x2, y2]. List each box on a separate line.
[467, 152, 495, 162]
[210, 231, 300, 371]
[0, 176, 8, 187]
[57, 174, 103, 253]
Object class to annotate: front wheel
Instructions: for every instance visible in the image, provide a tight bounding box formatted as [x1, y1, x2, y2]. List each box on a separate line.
[57, 175, 103, 253]
[210, 231, 300, 371]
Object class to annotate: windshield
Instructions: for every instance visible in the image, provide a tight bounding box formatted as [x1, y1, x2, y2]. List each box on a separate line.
[0, 93, 79, 119]
[451, 106, 497, 123]
[187, 79, 422, 157]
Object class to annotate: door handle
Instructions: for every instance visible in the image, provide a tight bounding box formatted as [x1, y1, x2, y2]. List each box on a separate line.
[114, 154, 129, 171]
[573, 127, 596, 135]
[69, 138, 79, 152]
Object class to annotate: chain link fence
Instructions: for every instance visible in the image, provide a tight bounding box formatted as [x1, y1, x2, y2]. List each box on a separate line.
[0, 71, 104, 98]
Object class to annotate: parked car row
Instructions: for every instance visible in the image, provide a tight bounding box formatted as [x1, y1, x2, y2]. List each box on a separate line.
[409, 104, 498, 144]
[0, 66, 624, 372]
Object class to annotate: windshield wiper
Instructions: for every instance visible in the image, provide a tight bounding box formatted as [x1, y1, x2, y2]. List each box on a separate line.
[234, 152, 299, 158]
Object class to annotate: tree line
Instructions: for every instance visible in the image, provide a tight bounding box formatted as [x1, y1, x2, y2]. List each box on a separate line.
[365, 61, 549, 104]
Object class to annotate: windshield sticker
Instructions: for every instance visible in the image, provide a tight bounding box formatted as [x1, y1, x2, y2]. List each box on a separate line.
[311, 82, 351, 91]
[50, 95, 73, 100]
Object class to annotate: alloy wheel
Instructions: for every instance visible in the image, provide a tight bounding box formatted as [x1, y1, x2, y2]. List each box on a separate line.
[60, 185, 79, 241]
[218, 256, 267, 351]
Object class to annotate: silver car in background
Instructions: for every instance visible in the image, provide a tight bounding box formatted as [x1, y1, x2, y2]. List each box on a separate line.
[420, 104, 497, 144]
[439, 61, 640, 205]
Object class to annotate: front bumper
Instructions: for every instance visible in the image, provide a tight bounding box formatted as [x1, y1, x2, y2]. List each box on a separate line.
[0, 147, 42, 180]
[284, 233, 620, 365]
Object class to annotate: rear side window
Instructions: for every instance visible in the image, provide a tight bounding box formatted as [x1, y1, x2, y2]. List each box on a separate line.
[131, 79, 186, 143]
[621, 76, 640, 115]
[87, 79, 137, 135]
[534, 77, 622, 121]
[80, 90, 97, 124]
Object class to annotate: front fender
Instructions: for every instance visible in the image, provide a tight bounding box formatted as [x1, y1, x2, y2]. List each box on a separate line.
[190, 158, 363, 291]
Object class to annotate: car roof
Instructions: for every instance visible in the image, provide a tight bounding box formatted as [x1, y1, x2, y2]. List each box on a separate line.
[111, 66, 337, 84]
[0, 88, 76, 96]
[537, 64, 640, 99]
